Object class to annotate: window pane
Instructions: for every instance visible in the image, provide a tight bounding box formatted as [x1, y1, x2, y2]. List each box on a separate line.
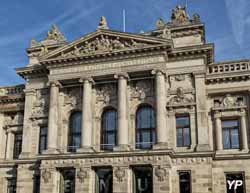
[177, 128, 183, 147]
[226, 173, 244, 193]
[231, 129, 240, 149]
[39, 127, 47, 153]
[184, 128, 191, 146]
[136, 106, 156, 149]
[179, 172, 191, 193]
[222, 120, 239, 128]
[176, 116, 189, 127]
[133, 167, 153, 193]
[96, 168, 113, 193]
[101, 109, 117, 150]
[223, 129, 230, 149]
[68, 112, 82, 152]
[13, 133, 22, 159]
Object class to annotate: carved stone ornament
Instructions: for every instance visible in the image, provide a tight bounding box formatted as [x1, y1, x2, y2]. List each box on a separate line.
[171, 5, 190, 25]
[223, 94, 236, 107]
[77, 168, 88, 183]
[130, 80, 153, 100]
[46, 24, 67, 42]
[64, 88, 81, 107]
[168, 87, 194, 106]
[31, 90, 49, 117]
[155, 166, 167, 182]
[174, 74, 185, 81]
[114, 167, 125, 182]
[96, 84, 116, 104]
[41, 169, 51, 183]
[61, 35, 152, 58]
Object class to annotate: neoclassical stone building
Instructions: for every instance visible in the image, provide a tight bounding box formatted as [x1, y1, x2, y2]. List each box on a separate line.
[0, 5, 249, 193]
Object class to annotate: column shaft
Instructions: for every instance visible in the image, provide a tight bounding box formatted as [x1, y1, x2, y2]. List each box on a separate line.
[81, 79, 93, 148]
[240, 113, 248, 150]
[47, 82, 59, 152]
[155, 71, 167, 145]
[117, 75, 129, 148]
[215, 116, 223, 151]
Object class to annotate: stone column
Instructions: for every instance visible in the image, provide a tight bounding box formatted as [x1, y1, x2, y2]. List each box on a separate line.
[215, 113, 223, 151]
[6, 130, 14, 160]
[240, 110, 248, 151]
[194, 73, 210, 151]
[152, 70, 168, 148]
[20, 89, 36, 158]
[45, 81, 60, 154]
[78, 78, 93, 152]
[115, 73, 129, 151]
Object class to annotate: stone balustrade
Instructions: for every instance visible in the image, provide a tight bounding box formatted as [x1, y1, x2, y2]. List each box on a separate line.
[207, 60, 250, 75]
[0, 84, 25, 96]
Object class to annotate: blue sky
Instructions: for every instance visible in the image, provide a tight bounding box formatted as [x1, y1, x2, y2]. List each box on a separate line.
[0, 0, 249, 85]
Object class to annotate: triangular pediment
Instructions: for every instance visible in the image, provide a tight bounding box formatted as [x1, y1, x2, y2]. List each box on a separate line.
[39, 29, 171, 60]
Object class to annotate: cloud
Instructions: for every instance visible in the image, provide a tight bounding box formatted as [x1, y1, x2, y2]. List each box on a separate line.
[224, 0, 250, 47]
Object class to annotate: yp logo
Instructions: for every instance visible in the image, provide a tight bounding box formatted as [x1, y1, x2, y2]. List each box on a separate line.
[227, 180, 243, 190]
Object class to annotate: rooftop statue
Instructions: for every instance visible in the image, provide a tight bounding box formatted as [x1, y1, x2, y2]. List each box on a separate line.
[46, 24, 67, 42]
[98, 16, 109, 29]
[171, 5, 190, 25]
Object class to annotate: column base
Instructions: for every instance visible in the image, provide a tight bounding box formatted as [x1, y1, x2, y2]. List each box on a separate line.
[43, 148, 60, 155]
[153, 142, 168, 150]
[113, 144, 131, 152]
[195, 144, 210, 152]
[77, 147, 95, 153]
[19, 152, 31, 159]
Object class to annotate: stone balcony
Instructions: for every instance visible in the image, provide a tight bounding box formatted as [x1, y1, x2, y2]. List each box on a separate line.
[206, 59, 250, 83]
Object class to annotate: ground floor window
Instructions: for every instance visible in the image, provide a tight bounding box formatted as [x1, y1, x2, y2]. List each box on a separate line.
[179, 171, 191, 193]
[95, 167, 113, 193]
[60, 169, 75, 193]
[133, 166, 153, 193]
[7, 178, 16, 193]
[226, 173, 245, 193]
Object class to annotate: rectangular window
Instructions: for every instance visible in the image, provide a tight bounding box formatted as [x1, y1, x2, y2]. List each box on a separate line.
[179, 171, 191, 193]
[60, 169, 75, 193]
[176, 115, 191, 147]
[226, 173, 245, 193]
[39, 127, 47, 154]
[133, 166, 153, 193]
[222, 119, 240, 149]
[13, 132, 22, 159]
[7, 178, 16, 193]
[95, 167, 113, 193]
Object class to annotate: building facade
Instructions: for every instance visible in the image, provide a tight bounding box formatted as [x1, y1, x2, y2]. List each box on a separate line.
[0, 5, 249, 193]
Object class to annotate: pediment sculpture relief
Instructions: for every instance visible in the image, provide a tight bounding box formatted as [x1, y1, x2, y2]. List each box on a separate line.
[213, 94, 245, 108]
[61, 35, 152, 58]
[168, 87, 194, 106]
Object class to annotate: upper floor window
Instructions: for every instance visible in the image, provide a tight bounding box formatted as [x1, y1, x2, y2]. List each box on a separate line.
[101, 108, 117, 151]
[222, 119, 240, 149]
[176, 115, 191, 147]
[39, 127, 47, 154]
[68, 112, 82, 152]
[13, 132, 22, 159]
[136, 105, 156, 149]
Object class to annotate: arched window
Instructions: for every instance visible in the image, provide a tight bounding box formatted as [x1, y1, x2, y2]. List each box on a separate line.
[68, 111, 82, 152]
[101, 108, 117, 151]
[136, 105, 156, 149]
